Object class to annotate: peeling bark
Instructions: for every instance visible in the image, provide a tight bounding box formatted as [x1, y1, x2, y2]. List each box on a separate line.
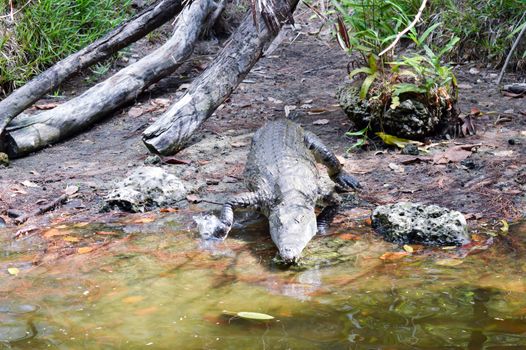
[4, 0, 215, 158]
[142, 0, 298, 155]
[0, 0, 183, 138]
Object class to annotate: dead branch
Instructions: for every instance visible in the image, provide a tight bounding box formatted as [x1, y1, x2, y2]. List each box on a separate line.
[14, 194, 68, 225]
[4, 0, 216, 158]
[0, 0, 184, 139]
[497, 21, 526, 85]
[142, 0, 299, 155]
[378, 0, 428, 57]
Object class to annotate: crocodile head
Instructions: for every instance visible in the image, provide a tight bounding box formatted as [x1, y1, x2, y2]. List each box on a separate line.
[268, 204, 317, 263]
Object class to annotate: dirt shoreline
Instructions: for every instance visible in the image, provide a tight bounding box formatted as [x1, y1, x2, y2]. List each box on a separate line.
[0, 16, 524, 232]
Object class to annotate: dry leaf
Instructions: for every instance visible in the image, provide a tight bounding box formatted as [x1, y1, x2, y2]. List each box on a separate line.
[65, 185, 79, 195]
[160, 208, 178, 213]
[186, 194, 201, 203]
[308, 109, 328, 115]
[134, 306, 159, 316]
[34, 102, 58, 110]
[43, 228, 70, 238]
[133, 217, 155, 224]
[128, 107, 144, 118]
[379, 252, 409, 261]
[230, 141, 249, 148]
[122, 296, 144, 304]
[73, 222, 90, 227]
[7, 267, 19, 276]
[403, 245, 414, 253]
[77, 247, 93, 254]
[63, 236, 80, 242]
[162, 156, 191, 165]
[95, 231, 118, 236]
[312, 119, 329, 125]
[337, 233, 361, 241]
[20, 180, 39, 188]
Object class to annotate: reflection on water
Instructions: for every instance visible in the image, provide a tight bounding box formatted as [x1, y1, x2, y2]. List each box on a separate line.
[0, 215, 524, 349]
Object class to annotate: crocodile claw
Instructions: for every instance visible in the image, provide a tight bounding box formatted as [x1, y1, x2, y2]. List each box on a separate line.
[333, 171, 361, 190]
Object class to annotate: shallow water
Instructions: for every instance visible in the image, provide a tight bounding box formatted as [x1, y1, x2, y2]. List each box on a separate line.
[0, 214, 524, 349]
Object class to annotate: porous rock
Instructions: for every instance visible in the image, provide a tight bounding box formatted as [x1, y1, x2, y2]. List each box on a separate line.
[337, 84, 449, 139]
[372, 202, 469, 246]
[103, 166, 186, 212]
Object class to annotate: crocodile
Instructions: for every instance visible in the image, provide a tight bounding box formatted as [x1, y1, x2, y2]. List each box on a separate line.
[203, 119, 361, 262]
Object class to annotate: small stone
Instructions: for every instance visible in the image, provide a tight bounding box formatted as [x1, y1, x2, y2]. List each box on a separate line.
[457, 83, 472, 89]
[468, 67, 480, 75]
[504, 109, 514, 114]
[0, 153, 9, 167]
[401, 144, 419, 155]
[144, 155, 162, 165]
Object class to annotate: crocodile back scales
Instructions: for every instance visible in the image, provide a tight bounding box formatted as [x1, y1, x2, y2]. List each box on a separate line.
[243, 119, 319, 211]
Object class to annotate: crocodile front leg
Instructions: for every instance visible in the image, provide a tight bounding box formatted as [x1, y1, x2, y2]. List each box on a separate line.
[212, 192, 261, 240]
[304, 130, 361, 190]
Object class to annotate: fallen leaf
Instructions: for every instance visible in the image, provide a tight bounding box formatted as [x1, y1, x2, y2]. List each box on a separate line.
[160, 208, 178, 213]
[388, 162, 405, 173]
[268, 97, 283, 104]
[284, 105, 296, 118]
[337, 233, 361, 241]
[312, 119, 329, 125]
[307, 108, 328, 115]
[133, 217, 155, 224]
[20, 180, 39, 188]
[379, 252, 409, 261]
[470, 107, 481, 116]
[43, 228, 70, 238]
[77, 247, 93, 254]
[162, 156, 191, 165]
[65, 185, 79, 195]
[186, 194, 201, 203]
[122, 296, 145, 304]
[73, 222, 90, 227]
[34, 102, 58, 110]
[127, 107, 144, 118]
[403, 245, 414, 253]
[471, 234, 483, 242]
[458, 83, 472, 89]
[363, 218, 372, 226]
[432, 145, 477, 164]
[95, 231, 118, 236]
[500, 220, 509, 234]
[7, 268, 19, 276]
[63, 236, 80, 242]
[230, 141, 249, 148]
[435, 258, 463, 266]
[400, 157, 433, 165]
[376, 132, 422, 149]
[222, 310, 274, 320]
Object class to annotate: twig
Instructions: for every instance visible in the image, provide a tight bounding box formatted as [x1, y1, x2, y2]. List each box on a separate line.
[15, 193, 68, 225]
[497, 20, 526, 85]
[0, 0, 32, 20]
[378, 0, 428, 57]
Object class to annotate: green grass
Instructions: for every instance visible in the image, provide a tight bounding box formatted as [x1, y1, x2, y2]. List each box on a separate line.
[0, 0, 132, 95]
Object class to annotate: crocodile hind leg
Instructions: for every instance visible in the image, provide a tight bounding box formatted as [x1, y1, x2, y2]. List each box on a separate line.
[304, 131, 361, 190]
[212, 192, 261, 240]
[316, 191, 341, 234]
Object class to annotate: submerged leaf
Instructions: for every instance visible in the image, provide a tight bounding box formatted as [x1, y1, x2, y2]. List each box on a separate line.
[380, 251, 409, 261]
[222, 310, 274, 320]
[435, 258, 463, 266]
[7, 267, 20, 276]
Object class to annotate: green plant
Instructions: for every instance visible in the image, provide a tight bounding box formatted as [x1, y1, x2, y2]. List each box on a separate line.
[333, 0, 460, 148]
[0, 0, 132, 95]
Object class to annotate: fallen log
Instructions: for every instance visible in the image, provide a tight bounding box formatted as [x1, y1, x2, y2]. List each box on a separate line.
[0, 0, 184, 139]
[142, 0, 298, 155]
[4, 0, 216, 158]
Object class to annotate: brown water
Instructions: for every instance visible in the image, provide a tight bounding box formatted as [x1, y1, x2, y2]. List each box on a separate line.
[0, 214, 525, 349]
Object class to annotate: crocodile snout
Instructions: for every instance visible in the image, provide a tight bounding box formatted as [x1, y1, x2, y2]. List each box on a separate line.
[279, 246, 301, 263]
